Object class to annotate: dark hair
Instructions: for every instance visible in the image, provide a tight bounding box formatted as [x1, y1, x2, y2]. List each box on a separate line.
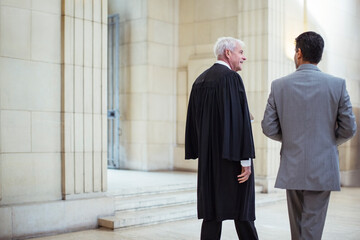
[295, 31, 324, 64]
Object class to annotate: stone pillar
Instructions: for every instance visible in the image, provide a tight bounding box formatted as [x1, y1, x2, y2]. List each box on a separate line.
[239, 0, 294, 192]
[61, 0, 108, 199]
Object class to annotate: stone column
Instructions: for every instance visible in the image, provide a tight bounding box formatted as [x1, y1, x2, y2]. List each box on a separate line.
[61, 0, 108, 199]
[239, 0, 294, 192]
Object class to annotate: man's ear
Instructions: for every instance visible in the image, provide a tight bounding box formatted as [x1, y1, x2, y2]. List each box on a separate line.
[296, 48, 303, 59]
[225, 49, 231, 59]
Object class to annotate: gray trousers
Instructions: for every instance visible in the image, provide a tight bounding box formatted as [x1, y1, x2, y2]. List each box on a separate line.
[286, 190, 331, 240]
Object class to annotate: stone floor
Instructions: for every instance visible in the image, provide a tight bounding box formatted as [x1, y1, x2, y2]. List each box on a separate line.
[31, 186, 360, 240]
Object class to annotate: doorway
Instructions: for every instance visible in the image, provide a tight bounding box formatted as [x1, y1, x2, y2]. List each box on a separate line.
[107, 14, 120, 169]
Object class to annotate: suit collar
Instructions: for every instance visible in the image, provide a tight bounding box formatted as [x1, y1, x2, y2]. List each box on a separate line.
[296, 64, 321, 72]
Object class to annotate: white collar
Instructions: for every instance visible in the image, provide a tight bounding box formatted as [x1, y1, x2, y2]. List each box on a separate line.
[215, 60, 231, 70]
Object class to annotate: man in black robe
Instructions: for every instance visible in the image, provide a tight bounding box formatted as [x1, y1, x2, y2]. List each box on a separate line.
[185, 37, 258, 240]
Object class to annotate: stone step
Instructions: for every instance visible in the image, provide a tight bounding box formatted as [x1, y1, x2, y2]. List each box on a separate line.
[98, 184, 273, 230]
[114, 190, 196, 211]
[98, 203, 197, 229]
[108, 182, 196, 197]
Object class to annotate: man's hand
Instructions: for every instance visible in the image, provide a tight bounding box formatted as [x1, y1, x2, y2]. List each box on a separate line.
[238, 166, 251, 183]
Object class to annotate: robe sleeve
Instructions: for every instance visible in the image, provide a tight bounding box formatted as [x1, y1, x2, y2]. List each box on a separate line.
[185, 89, 198, 159]
[221, 73, 255, 161]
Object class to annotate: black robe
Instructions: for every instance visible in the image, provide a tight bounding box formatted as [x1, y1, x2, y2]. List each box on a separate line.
[185, 63, 256, 221]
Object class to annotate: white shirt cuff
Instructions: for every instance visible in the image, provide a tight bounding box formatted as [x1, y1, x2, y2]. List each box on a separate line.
[241, 158, 251, 167]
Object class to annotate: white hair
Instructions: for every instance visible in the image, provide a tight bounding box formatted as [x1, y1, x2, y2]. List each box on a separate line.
[213, 37, 245, 58]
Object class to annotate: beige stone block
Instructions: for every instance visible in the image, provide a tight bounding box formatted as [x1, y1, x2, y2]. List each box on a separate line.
[128, 0, 145, 20]
[33, 62, 62, 111]
[177, 95, 187, 122]
[179, 23, 194, 46]
[195, 44, 213, 55]
[84, 0, 93, 20]
[64, 197, 114, 230]
[63, 112, 74, 153]
[102, 0, 108, 24]
[33, 153, 62, 199]
[32, 112, 61, 152]
[84, 67, 93, 113]
[93, 114, 102, 152]
[93, 0, 101, 22]
[126, 93, 147, 120]
[63, 16, 74, 64]
[179, 0, 194, 23]
[148, 0, 173, 22]
[195, 0, 226, 21]
[93, 68, 102, 114]
[122, 120, 146, 144]
[149, 66, 175, 94]
[148, 19, 174, 45]
[0, 207, 12, 239]
[62, 0, 74, 16]
[93, 151, 102, 192]
[0, 111, 31, 153]
[84, 151, 93, 192]
[179, 46, 195, 67]
[0, 153, 2, 201]
[74, 18, 84, 66]
[84, 20, 93, 68]
[102, 151, 107, 191]
[63, 64, 74, 112]
[1, 153, 61, 204]
[177, 70, 188, 95]
[63, 152, 75, 196]
[52, 31, 76, 63]
[194, 22, 211, 45]
[120, 42, 148, 66]
[122, 19, 145, 44]
[148, 94, 175, 121]
[84, 113, 93, 151]
[147, 121, 174, 144]
[32, 0, 61, 14]
[74, 113, 84, 152]
[102, 69, 107, 114]
[93, 22, 102, 68]
[102, 24, 107, 69]
[126, 65, 148, 93]
[225, 17, 237, 37]
[74, 0, 83, 18]
[177, 121, 186, 145]
[123, 143, 145, 169]
[148, 43, 174, 67]
[1, 0, 31, 8]
[12, 200, 65, 237]
[241, 0, 268, 11]
[74, 66, 84, 113]
[147, 144, 172, 170]
[102, 114, 107, 150]
[247, 91, 267, 120]
[210, 19, 225, 43]
[0, 7, 31, 59]
[75, 152, 84, 194]
[1, 153, 34, 202]
[252, 122, 266, 149]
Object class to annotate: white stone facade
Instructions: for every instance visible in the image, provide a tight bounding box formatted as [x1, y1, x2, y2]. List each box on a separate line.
[0, 0, 359, 238]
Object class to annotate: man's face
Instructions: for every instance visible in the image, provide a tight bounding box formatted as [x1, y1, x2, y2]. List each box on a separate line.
[228, 43, 247, 71]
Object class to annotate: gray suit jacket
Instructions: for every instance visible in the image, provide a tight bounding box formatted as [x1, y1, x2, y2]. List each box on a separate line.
[262, 64, 357, 191]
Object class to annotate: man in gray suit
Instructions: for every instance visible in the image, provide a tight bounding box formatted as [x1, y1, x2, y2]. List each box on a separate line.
[262, 31, 357, 239]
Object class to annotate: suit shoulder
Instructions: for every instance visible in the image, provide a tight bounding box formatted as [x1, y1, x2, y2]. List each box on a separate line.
[271, 72, 296, 86]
